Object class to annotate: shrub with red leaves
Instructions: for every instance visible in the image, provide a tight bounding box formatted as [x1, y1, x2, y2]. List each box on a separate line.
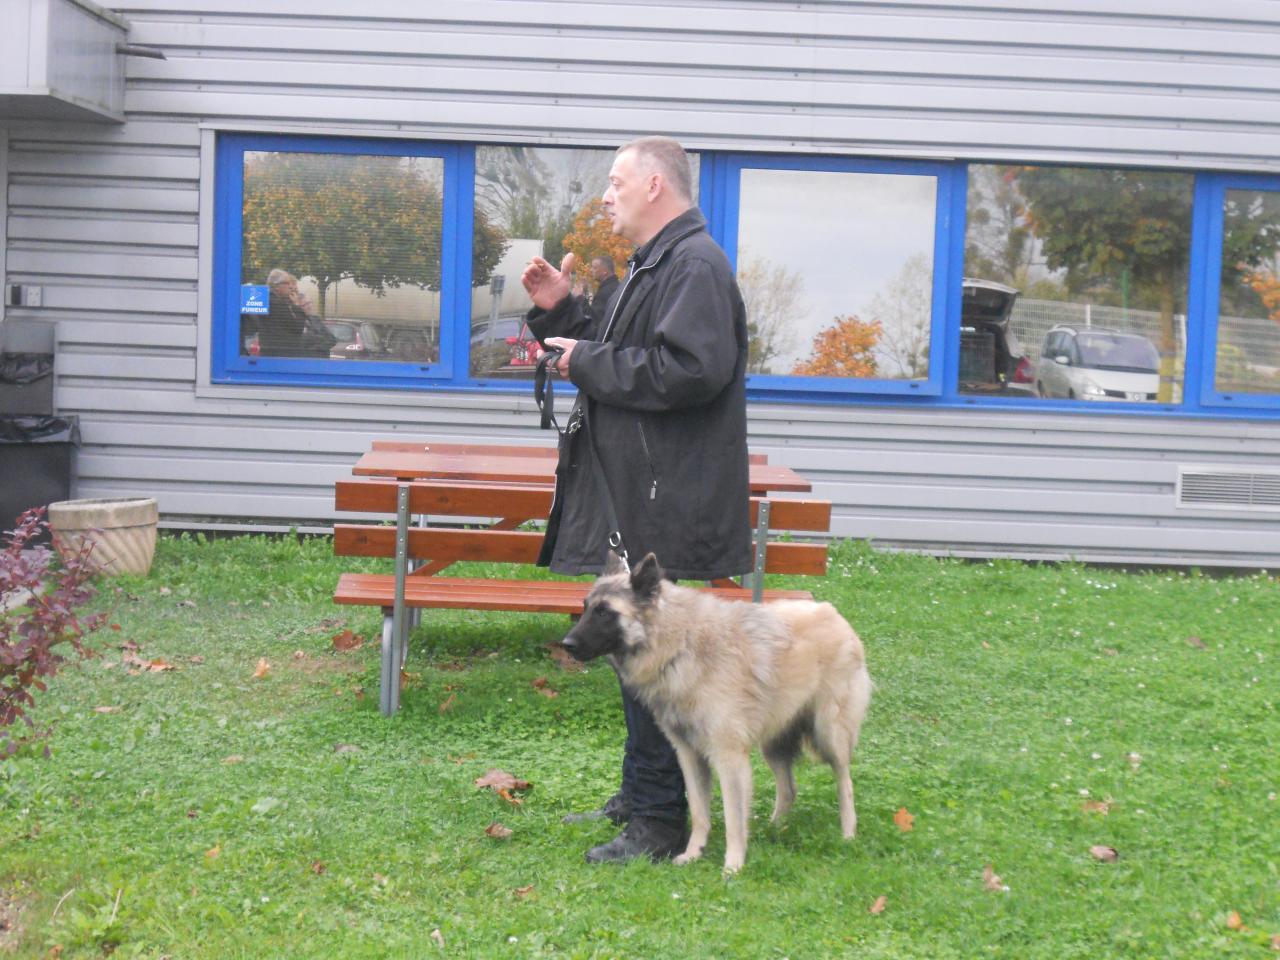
[1, 507, 106, 755]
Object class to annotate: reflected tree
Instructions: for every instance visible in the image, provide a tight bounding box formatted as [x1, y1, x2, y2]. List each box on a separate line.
[243, 152, 507, 313]
[791, 316, 881, 378]
[561, 198, 634, 287]
[735, 254, 804, 374]
[867, 252, 931, 379]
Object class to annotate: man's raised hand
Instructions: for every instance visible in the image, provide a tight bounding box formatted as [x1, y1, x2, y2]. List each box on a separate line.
[521, 252, 577, 309]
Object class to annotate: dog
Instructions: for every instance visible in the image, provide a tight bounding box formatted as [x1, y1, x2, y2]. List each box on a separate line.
[562, 552, 871, 873]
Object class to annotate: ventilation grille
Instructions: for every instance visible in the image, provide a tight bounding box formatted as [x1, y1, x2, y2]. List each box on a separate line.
[1177, 467, 1280, 512]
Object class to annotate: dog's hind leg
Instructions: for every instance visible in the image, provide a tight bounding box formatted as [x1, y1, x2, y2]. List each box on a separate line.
[670, 741, 712, 866]
[761, 738, 800, 824]
[812, 715, 858, 840]
[714, 750, 754, 874]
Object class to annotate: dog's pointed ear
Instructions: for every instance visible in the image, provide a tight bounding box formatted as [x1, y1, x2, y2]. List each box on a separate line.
[631, 553, 664, 601]
[604, 551, 628, 577]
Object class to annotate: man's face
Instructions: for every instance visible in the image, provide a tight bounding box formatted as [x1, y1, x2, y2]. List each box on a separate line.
[591, 259, 611, 283]
[602, 149, 652, 243]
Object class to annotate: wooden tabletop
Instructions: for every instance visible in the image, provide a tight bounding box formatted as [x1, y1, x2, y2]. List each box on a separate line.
[352, 444, 812, 493]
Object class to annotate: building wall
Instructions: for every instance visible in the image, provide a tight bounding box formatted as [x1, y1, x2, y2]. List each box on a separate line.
[5, 1, 1280, 566]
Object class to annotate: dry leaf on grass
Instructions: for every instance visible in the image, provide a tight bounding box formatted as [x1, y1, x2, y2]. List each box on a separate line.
[222, 755, 244, 765]
[868, 895, 887, 915]
[893, 807, 915, 832]
[429, 928, 445, 949]
[544, 642, 584, 673]
[93, 706, 120, 714]
[514, 884, 534, 898]
[1226, 911, 1245, 931]
[1081, 799, 1111, 815]
[252, 658, 270, 680]
[438, 692, 457, 714]
[1185, 635, 1207, 649]
[292, 649, 306, 660]
[310, 861, 326, 875]
[983, 864, 1005, 891]
[333, 743, 360, 754]
[1089, 845, 1119, 862]
[204, 844, 221, 859]
[485, 823, 513, 840]
[532, 677, 559, 698]
[1268, 932, 1279, 950]
[476, 769, 533, 805]
[1126, 752, 1143, 770]
[189, 655, 205, 665]
[331, 630, 364, 652]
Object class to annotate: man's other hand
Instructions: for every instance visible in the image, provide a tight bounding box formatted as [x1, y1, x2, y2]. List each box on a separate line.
[521, 253, 577, 309]
[544, 337, 577, 377]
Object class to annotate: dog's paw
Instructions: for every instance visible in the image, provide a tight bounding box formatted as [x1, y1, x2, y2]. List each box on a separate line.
[672, 849, 702, 866]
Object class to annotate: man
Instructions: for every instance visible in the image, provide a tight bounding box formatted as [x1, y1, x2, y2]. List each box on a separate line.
[521, 137, 752, 863]
[588, 255, 620, 321]
[259, 269, 336, 358]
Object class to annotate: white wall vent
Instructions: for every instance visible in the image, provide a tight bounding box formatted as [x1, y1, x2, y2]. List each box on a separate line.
[1177, 467, 1280, 512]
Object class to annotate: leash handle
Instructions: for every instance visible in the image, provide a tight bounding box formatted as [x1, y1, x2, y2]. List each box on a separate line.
[533, 348, 564, 433]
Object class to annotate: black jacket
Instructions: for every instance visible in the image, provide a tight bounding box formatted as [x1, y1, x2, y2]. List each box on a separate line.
[259, 292, 335, 358]
[527, 208, 752, 580]
[590, 273, 620, 322]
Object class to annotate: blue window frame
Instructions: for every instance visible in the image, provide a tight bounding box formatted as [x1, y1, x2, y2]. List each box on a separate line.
[212, 133, 470, 388]
[1190, 173, 1280, 412]
[700, 153, 964, 399]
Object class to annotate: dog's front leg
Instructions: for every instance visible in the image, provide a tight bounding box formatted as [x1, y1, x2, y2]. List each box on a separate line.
[715, 751, 753, 874]
[670, 740, 712, 866]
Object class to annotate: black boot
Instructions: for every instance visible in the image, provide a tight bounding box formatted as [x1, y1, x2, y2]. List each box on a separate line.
[584, 816, 688, 864]
[562, 791, 631, 825]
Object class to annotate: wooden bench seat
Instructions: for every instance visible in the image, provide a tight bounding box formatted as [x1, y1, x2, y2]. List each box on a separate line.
[332, 473, 830, 715]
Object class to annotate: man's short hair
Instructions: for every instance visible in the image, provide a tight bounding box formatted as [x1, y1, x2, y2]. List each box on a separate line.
[617, 136, 692, 203]
[266, 268, 296, 287]
[592, 255, 616, 273]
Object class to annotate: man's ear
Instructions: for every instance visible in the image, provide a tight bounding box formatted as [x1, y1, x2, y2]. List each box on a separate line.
[631, 553, 664, 601]
[604, 551, 628, 577]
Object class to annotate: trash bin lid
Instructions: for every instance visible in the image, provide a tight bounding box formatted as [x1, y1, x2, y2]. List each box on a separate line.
[0, 414, 80, 444]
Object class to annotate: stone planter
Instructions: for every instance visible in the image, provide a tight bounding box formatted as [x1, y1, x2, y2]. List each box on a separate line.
[48, 497, 159, 576]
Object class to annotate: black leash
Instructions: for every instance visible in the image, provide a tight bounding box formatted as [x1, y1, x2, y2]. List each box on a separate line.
[532, 346, 630, 572]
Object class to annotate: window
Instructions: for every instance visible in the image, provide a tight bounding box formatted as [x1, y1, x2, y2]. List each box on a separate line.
[213, 133, 467, 386]
[965, 164, 1193, 404]
[705, 155, 962, 397]
[1196, 177, 1280, 409]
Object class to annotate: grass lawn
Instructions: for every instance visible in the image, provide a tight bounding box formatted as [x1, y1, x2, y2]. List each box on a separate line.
[1, 533, 1277, 958]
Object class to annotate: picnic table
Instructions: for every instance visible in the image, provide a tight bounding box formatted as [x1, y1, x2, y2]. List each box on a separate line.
[333, 440, 827, 715]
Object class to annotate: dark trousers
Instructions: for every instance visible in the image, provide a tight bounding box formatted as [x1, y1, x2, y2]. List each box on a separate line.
[619, 681, 687, 823]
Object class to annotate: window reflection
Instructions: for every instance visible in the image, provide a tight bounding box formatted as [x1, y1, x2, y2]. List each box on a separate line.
[965, 164, 1192, 401]
[239, 151, 453, 362]
[1216, 189, 1280, 395]
[735, 168, 936, 380]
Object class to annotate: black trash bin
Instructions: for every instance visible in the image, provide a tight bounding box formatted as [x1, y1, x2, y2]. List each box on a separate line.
[0, 415, 80, 544]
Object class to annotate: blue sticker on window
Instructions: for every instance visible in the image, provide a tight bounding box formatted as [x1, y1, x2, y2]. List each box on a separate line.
[240, 284, 269, 315]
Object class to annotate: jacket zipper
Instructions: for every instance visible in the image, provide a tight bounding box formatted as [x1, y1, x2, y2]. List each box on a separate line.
[636, 421, 658, 500]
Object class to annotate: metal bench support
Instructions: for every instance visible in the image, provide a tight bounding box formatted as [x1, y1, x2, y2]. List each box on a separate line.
[381, 484, 411, 717]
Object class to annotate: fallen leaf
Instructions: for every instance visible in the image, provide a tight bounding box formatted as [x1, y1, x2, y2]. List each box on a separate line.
[983, 864, 1004, 891]
[252, 658, 271, 680]
[310, 861, 326, 875]
[205, 844, 221, 859]
[514, 884, 534, 898]
[475, 769, 533, 793]
[532, 677, 559, 698]
[109, 623, 121, 632]
[158, 586, 172, 595]
[188, 655, 205, 665]
[333, 743, 361, 754]
[251, 797, 281, 815]
[497, 789, 524, 806]
[186, 809, 198, 819]
[1081, 799, 1111, 815]
[1226, 911, 1244, 931]
[868, 895, 887, 914]
[146, 659, 177, 672]
[429, 928, 445, 949]
[1268, 932, 1279, 950]
[331, 630, 364, 652]
[438, 692, 457, 713]
[1089, 845, 1119, 862]
[1126, 752, 1143, 770]
[121, 639, 141, 653]
[93, 706, 120, 714]
[353, 686, 365, 700]
[893, 807, 915, 832]
[373, 873, 389, 887]
[222, 755, 244, 765]
[1185, 635, 1207, 649]
[544, 642, 585, 672]
[400, 669, 421, 690]
[178, 599, 197, 608]
[485, 823, 513, 840]
[292, 649, 306, 660]
[981, 641, 991, 650]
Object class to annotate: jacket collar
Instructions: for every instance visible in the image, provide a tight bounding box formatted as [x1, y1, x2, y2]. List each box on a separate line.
[629, 207, 706, 272]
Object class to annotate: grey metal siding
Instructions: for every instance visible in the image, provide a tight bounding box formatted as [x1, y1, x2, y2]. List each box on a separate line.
[4, 1, 1280, 566]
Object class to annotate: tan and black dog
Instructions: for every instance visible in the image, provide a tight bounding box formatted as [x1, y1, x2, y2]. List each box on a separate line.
[562, 552, 871, 873]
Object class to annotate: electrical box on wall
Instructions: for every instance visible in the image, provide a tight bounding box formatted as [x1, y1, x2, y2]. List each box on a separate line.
[6, 285, 44, 308]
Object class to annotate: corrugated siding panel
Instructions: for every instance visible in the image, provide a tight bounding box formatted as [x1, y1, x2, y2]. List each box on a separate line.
[4, 1, 1280, 567]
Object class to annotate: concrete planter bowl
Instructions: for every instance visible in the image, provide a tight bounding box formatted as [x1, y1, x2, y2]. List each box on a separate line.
[48, 497, 159, 577]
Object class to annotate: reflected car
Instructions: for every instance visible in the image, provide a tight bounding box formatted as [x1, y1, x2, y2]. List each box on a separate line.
[958, 278, 1034, 396]
[1034, 326, 1160, 401]
[471, 316, 544, 377]
[324, 319, 387, 360]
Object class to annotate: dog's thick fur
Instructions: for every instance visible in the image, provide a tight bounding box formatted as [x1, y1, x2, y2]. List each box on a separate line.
[562, 552, 871, 873]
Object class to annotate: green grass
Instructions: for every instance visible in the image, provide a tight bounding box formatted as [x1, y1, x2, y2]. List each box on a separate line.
[2, 534, 1277, 958]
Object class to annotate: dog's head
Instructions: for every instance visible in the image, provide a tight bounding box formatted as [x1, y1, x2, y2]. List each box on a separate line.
[561, 552, 665, 663]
